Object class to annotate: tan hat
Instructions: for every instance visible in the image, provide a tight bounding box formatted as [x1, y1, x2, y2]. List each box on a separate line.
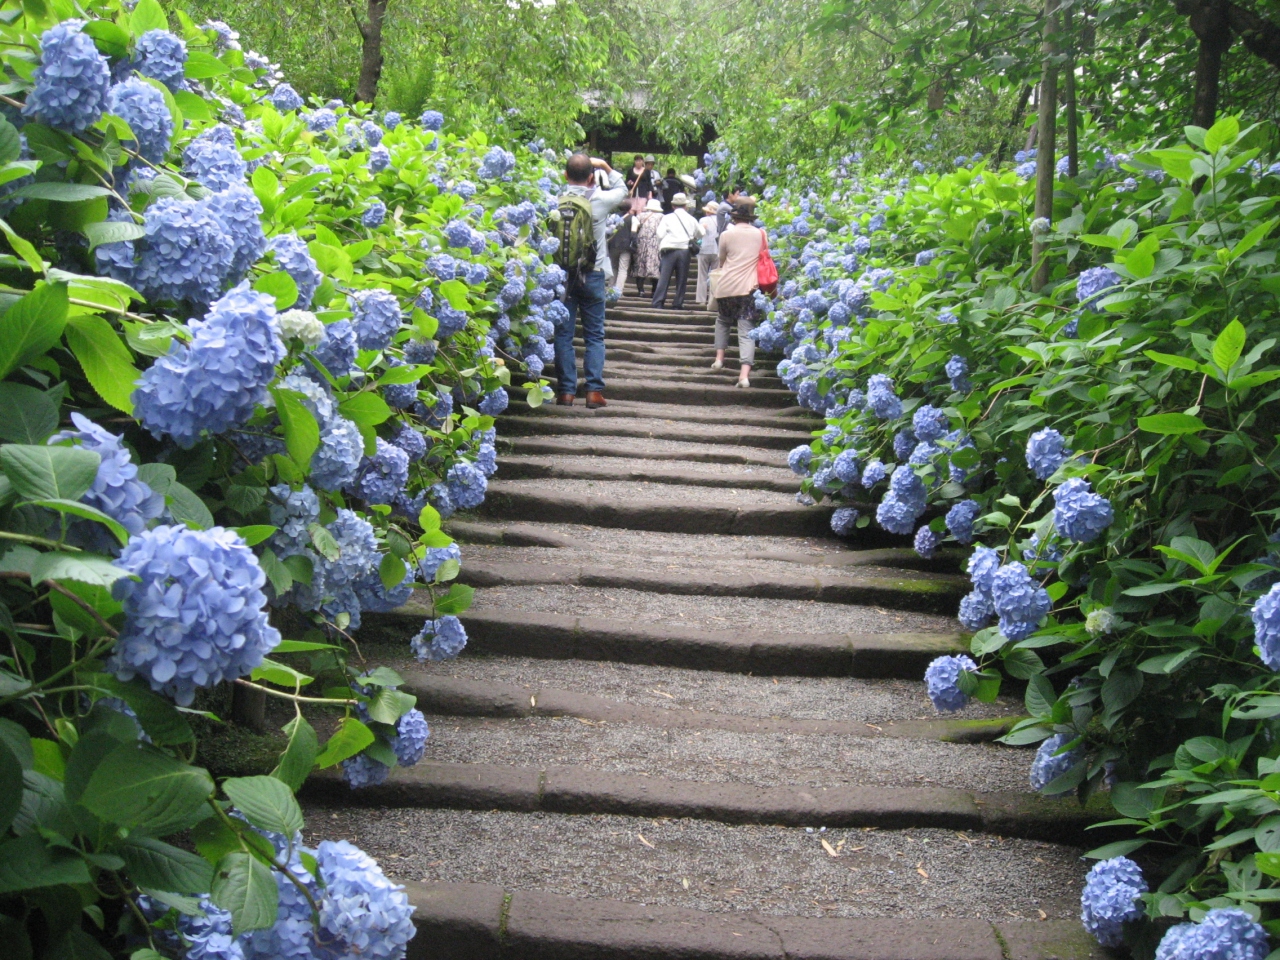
[703, 201, 720, 214]
[679, 174, 697, 189]
[671, 192, 690, 207]
[644, 198, 663, 213]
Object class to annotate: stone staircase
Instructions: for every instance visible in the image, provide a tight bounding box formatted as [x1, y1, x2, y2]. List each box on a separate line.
[306, 268, 1102, 959]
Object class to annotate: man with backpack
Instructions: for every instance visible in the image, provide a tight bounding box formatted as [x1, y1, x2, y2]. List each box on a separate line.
[550, 153, 627, 408]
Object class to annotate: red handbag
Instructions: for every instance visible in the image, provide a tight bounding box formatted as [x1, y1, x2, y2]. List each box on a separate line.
[756, 227, 778, 296]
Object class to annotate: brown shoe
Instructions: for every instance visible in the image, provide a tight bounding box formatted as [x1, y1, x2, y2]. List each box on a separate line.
[584, 391, 607, 409]
[556, 393, 575, 406]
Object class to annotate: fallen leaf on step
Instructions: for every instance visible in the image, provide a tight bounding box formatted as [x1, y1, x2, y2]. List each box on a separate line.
[681, 878, 689, 890]
[1038, 910, 1047, 920]
[955, 832, 972, 843]
[865, 723, 883, 732]
[530, 695, 537, 707]
[821, 839, 840, 858]
[916, 862, 928, 879]
[637, 834, 655, 848]
[835, 839, 846, 852]
[650, 689, 675, 699]
[848, 846, 865, 853]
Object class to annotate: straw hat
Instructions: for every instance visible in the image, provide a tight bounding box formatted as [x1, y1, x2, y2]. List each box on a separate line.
[644, 198, 663, 213]
[703, 201, 720, 214]
[670, 192, 690, 207]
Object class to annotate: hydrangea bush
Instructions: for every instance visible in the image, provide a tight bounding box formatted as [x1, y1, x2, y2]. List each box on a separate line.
[748, 119, 1280, 948]
[0, 0, 566, 954]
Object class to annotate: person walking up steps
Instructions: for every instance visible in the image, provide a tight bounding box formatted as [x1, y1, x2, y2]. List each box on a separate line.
[712, 201, 763, 388]
[631, 198, 663, 297]
[695, 200, 720, 306]
[651, 193, 703, 310]
[551, 153, 627, 409]
[607, 208, 634, 294]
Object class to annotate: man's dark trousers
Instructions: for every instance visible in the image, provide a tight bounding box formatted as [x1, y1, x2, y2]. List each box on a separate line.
[651, 248, 690, 309]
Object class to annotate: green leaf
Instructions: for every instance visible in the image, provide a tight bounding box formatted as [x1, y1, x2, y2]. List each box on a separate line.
[0, 217, 45, 273]
[0, 738, 22, 834]
[379, 553, 407, 590]
[128, 0, 168, 34]
[339, 392, 392, 427]
[1102, 668, 1144, 717]
[308, 522, 340, 561]
[27, 499, 128, 546]
[0, 281, 68, 379]
[211, 851, 278, 935]
[438, 278, 472, 311]
[0, 444, 100, 501]
[418, 505, 442, 532]
[184, 50, 230, 79]
[0, 119, 20, 166]
[0, 833, 91, 894]
[29, 551, 126, 587]
[82, 219, 146, 250]
[234, 525, 277, 547]
[12, 183, 111, 202]
[314, 717, 374, 769]
[1083, 839, 1148, 860]
[1024, 674, 1056, 719]
[1144, 350, 1199, 371]
[0, 383, 58, 442]
[93, 676, 193, 746]
[366, 687, 416, 725]
[250, 658, 314, 688]
[272, 388, 320, 470]
[165, 479, 214, 530]
[1002, 646, 1044, 679]
[1213, 319, 1246, 372]
[1204, 115, 1240, 153]
[434, 582, 474, 615]
[64, 314, 140, 413]
[79, 743, 214, 836]
[1110, 781, 1164, 819]
[222, 775, 304, 837]
[271, 715, 318, 792]
[258, 548, 293, 596]
[1137, 413, 1207, 435]
[433, 558, 460, 584]
[117, 837, 215, 895]
[253, 271, 298, 310]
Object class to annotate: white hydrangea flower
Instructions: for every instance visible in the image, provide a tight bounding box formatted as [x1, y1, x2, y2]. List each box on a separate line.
[1085, 608, 1121, 637]
[277, 308, 324, 346]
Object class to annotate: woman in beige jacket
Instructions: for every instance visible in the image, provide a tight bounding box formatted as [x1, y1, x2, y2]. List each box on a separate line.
[712, 203, 764, 388]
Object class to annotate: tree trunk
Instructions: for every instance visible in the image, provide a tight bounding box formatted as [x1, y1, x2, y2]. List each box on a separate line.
[1063, 5, 1078, 177]
[1188, 0, 1232, 127]
[1032, 0, 1060, 292]
[355, 0, 390, 105]
[927, 79, 947, 111]
[231, 681, 267, 733]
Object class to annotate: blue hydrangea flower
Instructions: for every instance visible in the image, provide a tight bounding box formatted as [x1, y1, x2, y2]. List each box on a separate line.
[383, 111, 401, 129]
[131, 197, 234, 305]
[787, 445, 813, 476]
[369, 144, 391, 173]
[420, 109, 444, 131]
[391, 708, 430, 767]
[268, 483, 320, 556]
[313, 839, 416, 958]
[138, 894, 240, 960]
[390, 423, 427, 462]
[1026, 428, 1070, 480]
[938, 308, 958, 324]
[184, 130, 247, 191]
[418, 543, 460, 582]
[1053, 478, 1113, 543]
[419, 394, 453, 429]
[945, 355, 971, 393]
[867, 374, 902, 420]
[108, 77, 172, 164]
[957, 590, 994, 630]
[435, 303, 468, 339]
[478, 389, 509, 416]
[404, 338, 437, 365]
[1154, 908, 1269, 960]
[477, 146, 515, 180]
[426, 254, 458, 281]
[1076, 267, 1121, 311]
[861, 460, 887, 488]
[914, 249, 937, 267]
[412, 616, 468, 661]
[310, 416, 364, 490]
[990, 561, 1052, 641]
[109, 525, 280, 705]
[205, 183, 266, 282]
[1080, 856, 1146, 947]
[830, 507, 859, 536]
[351, 289, 402, 350]
[134, 283, 284, 446]
[269, 83, 303, 112]
[967, 545, 1001, 594]
[1251, 583, 1280, 670]
[349, 438, 409, 506]
[307, 108, 337, 133]
[268, 233, 323, 310]
[50, 413, 164, 554]
[945, 500, 980, 544]
[924, 654, 977, 712]
[914, 526, 941, 558]
[893, 429, 917, 461]
[446, 461, 487, 510]
[363, 199, 387, 228]
[356, 560, 415, 614]
[311, 319, 358, 377]
[342, 751, 390, 789]
[361, 120, 384, 146]
[24, 20, 112, 134]
[134, 30, 187, 91]
[1029, 732, 1079, 795]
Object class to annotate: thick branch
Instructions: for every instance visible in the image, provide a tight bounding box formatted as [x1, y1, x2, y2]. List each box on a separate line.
[355, 0, 389, 104]
[1226, 0, 1280, 69]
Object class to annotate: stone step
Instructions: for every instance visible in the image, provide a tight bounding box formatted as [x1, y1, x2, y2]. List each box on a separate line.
[496, 415, 810, 451]
[610, 305, 717, 324]
[597, 326, 716, 344]
[503, 436, 789, 466]
[390, 881, 1101, 960]
[505, 399, 816, 431]
[601, 364, 783, 388]
[365, 605, 960, 677]
[497, 454, 799, 493]
[400, 674, 1021, 745]
[304, 759, 1104, 844]
[511, 378, 794, 409]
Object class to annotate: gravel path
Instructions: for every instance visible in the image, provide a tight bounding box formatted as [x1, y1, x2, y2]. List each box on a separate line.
[417, 716, 1035, 793]
[304, 807, 1085, 921]
[357, 652, 1019, 724]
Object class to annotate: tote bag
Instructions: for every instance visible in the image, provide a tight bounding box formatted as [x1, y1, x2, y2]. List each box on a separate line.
[756, 228, 778, 296]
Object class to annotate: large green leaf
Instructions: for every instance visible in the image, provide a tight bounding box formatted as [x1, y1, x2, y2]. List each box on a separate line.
[0, 383, 59, 443]
[79, 744, 214, 836]
[271, 715, 318, 792]
[1212, 319, 1246, 372]
[64, 314, 140, 413]
[0, 833, 90, 894]
[272, 388, 320, 470]
[211, 851, 278, 935]
[314, 717, 374, 769]
[0, 738, 22, 834]
[0, 281, 68, 379]
[0, 444, 101, 502]
[117, 837, 215, 895]
[222, 775, 305, 837]
[12, 183, 111, 202]
[1136, 413, 1207, 435]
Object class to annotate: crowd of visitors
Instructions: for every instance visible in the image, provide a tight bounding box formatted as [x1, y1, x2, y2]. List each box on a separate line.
[550, 152, 771, 407]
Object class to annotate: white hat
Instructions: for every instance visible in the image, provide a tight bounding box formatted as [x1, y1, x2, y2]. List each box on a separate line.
[679, 174, 697, 189]
[703, 201, 720, 214]
[644, 198, 663, 213]
[671, 192, 690, 207]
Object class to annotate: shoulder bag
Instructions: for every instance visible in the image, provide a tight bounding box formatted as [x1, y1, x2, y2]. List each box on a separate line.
[756, 227, 778, 296]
